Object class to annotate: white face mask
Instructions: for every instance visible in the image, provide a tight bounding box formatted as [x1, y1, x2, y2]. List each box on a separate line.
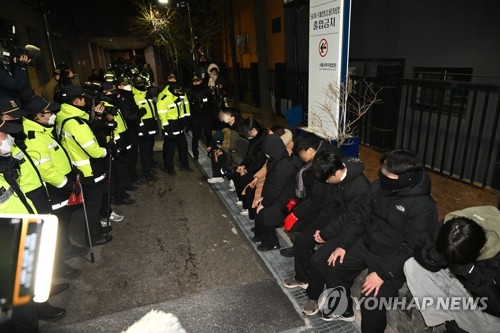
[123, 84, 132, 91]
[0, 134, 15, 155]
[47, 114, 56, 125]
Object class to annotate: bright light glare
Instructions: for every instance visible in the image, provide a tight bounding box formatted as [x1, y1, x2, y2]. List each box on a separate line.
[33, 215, 58, 303]
[158, 0, 169, 4]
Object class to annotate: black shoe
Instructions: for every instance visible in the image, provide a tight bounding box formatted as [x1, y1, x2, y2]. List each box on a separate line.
[115, 197, 135, 205]
[257, 244, 280, 252]
[144, 174, 156, 182]
[193, 154, 199, 161]
[251, 227, 255, 232]
[53, 262, 81, 280]
[62, 245, 89, 260]
[50, 283, 69, 297]
[125, 184, 139, 191]
[180, 166, 193, 172]
[101, 226, 113, 234]
[280, 247, 295, 257]
[35, 302, 66, 321]
[163, 168, 176, 176]
[251, 236, 261, 243]
[91, 235, 113, 246]
[132, 179, 143, 186]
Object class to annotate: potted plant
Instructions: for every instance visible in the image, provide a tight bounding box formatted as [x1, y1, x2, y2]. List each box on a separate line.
[308, 77, 382, 157]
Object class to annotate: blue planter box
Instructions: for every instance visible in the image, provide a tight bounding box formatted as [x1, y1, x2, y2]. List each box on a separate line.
[332, 136, 360, 158]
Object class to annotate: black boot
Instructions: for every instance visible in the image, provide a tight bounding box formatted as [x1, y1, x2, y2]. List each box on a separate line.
[34, 302, 65, 321]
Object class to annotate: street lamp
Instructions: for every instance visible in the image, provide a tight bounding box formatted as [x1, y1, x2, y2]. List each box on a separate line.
[158, 0, 193, 42]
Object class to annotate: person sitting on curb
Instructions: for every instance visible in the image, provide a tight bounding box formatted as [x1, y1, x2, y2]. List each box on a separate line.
[404, 205, 500, 333]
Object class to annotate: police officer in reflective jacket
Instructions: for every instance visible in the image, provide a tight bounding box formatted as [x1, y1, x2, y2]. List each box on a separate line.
[157, 72, 192, 175]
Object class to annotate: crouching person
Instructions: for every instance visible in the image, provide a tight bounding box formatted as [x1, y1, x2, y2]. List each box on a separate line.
[404, 205, 500, 333]
[307, 149, 439, 333]
[253, 134, 298, 251]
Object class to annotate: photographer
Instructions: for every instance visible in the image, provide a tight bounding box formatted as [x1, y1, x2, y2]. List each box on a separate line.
[0, 54, 29, 99]
[40, 63, 80, 103]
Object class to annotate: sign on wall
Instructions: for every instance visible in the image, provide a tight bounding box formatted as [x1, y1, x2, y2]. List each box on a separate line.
[307, 0, 351, 139]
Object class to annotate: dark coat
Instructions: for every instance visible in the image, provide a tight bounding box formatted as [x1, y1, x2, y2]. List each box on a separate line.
[315, 157, 371, 240]
[260, 135, 298, 226]
[187, 84, 211, 116]
[293, 140, 342, 221]
[338, 169, 439, 281]
[242, 130, 268, 174]
[0, 63, 27, 99]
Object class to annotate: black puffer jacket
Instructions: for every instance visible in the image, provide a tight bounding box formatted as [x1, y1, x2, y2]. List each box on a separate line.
[338, 169, 439, 281]
[293, 141, 341, 220]
[316, 157, 371, 240]
[242, 130, 268, 174]
[261, 134, 297, 208]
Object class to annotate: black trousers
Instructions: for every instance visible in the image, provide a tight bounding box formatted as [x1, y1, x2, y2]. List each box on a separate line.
[81, 180, 105, 241]
[233, 172, 254, 202]
[306, 236, 340, 301]
[0, 302, 39, 333]
[243, 186, 258, 220]
[25, 187, 51, 214]
[210, 153, 228, 177]
[326, 239, 405, 333]
[254, 207, 279, 247]
[138, 135, 155, 177]
[162, 134, 189, 171]
[111, 152, 129, 201]
[53, 205, 72, 252]
[127, 131, 139, 182]
[293, 223, 319, 283]
[191, 114, 212, 158]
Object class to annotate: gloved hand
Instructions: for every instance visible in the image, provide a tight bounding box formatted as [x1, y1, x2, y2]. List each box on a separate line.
[139, 107, 147, 118]
[284, 212, 299, 232]
[285, 198, 298, 213]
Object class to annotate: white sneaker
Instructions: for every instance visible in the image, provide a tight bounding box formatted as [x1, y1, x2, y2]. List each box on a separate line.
[100, 211, 125, 226]
[207, 177, 225, 184]
[110, 211, 125, 222]
[228, 179, 236, 191]
[240, 209, 249, 216]
[236, 200, 243, 206]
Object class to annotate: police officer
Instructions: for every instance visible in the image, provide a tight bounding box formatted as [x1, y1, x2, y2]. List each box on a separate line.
[22, 94, 89, 259]
[157, 72, 192, 175]
[187, 73, 212, 161]
[114, 75, 145, 185]
[55, 85, 112, 246]
[97, 83, 135, 206]
[132, 75, 159, 181]
[104, 64, 116, 83]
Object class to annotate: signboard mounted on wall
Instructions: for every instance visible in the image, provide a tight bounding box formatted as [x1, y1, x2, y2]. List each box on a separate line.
[307, 0, 352, 139]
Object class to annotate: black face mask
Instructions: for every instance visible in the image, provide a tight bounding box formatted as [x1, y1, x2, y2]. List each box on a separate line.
[378, 169, 421, 191]
[5, 119, 26, 141]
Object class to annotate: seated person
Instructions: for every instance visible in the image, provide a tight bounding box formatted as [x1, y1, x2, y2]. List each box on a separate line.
[283, 151, 370, 289]
[233, 118, 267, 206]
[280, 132, 341, 257]
[404, 205, 500, 333]
[305, 149, 439, 333]
[242, 127, 293, 218]
[253, 134, 298, 251]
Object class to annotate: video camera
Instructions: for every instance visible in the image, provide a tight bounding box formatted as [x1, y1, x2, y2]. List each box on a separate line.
[0, 25, 41, 65]
[82, 81, 119, 117]
[0, 214, 58, 325]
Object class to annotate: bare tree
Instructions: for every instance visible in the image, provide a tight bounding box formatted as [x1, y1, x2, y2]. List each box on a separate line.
[310, 78, 382, 146]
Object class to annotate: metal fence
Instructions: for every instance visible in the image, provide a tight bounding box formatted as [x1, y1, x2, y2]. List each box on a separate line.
[397, 79, 500, 188]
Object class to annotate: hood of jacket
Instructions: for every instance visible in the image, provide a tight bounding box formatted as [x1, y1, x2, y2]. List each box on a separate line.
[58, 103, 90, 121]
[341, 157, 366, 183]
[263, 134, 288, 161]
[23, 118, 53, 135]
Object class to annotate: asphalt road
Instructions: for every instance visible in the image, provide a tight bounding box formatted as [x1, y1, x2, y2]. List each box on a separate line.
[41, 152, 304, 333]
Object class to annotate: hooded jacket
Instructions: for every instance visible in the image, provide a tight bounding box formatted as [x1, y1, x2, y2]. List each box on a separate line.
[261, 134, 297, 208]
[241, 130, 267, 174]
[338, 169, 439, 281]
[293, 141, 341, 221]
[317, 157, 371, 240]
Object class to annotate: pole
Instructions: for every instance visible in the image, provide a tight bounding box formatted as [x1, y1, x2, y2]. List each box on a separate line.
[186, 1, 194, 43]
[78, 175, 95, 263]
[105, 130, 114, 233]
[42, 11, 57, 70]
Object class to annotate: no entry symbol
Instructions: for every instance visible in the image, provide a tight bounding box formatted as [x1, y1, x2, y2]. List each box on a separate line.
[319, 39, 328, 57]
